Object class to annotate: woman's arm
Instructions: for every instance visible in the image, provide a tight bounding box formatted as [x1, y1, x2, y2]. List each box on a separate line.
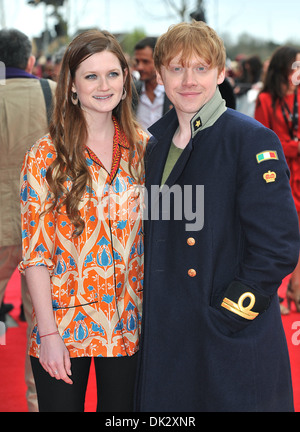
[25, 263, 73, 384]
[20, 142, 72, 384]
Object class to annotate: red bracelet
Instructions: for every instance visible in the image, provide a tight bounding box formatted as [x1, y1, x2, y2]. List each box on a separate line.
[40, 331, 59, 339]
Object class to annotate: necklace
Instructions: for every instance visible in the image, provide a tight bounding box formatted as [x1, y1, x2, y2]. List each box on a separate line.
[281, 90, 299, 141]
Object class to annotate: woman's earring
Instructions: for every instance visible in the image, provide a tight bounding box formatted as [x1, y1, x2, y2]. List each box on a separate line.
[71, 92, 78, 105]
[121, 88, 127, 101]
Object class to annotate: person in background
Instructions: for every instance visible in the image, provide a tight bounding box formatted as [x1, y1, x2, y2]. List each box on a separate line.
[255, 46, 300, 314]
[135, 21, 299, 412]
[52, 45, 67, 82]
[133, 37, 172, 133]
[235, 55, 263, 117]
[0, 28, 56, 412]
[19, 30, 147, 412]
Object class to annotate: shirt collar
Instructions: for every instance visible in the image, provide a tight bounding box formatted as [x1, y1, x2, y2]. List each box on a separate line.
[113, 117, 130, 149]
[148, 87, 227, 141]
[190, 87, 227, 138]
[85, 117, 129, 184]
[5, 67, 38, 80]
[140, 82, 165, 97]
[154, 84, 165, 97]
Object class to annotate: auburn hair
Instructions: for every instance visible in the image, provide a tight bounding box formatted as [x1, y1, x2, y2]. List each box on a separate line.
[154, 20, 226, 74]
[46, 30, 143, 236]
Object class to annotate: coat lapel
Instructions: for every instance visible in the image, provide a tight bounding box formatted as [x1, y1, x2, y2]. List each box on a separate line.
[146, 109, 178, 188]
[163, 139, 193, 188]
[147, 109, 193, 190]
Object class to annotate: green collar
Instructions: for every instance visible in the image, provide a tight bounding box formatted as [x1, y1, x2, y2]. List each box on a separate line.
[190, 87, 227, 138]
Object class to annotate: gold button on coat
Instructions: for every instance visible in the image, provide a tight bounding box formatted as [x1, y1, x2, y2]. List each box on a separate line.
[188, 269, 197, 278]
[187, 237, 196, 246]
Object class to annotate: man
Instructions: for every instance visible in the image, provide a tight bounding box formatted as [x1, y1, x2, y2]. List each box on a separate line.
[133, 37, 172, 133]
[0, 29, 56, 412]
[135, 21, 300, 412]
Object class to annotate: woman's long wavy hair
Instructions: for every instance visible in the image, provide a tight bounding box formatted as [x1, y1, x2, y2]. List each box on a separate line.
[46, 30, 142, 236]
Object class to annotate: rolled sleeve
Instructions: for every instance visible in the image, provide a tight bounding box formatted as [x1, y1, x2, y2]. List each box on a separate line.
[19, 143, 55, 275]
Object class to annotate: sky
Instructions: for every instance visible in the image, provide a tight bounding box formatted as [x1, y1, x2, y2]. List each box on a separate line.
[1, 0, 300, 45]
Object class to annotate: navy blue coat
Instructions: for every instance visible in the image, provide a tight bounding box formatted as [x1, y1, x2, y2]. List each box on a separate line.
[135, 106, 300, 412]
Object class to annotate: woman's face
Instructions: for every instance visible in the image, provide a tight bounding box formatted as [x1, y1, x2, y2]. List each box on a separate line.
[72, 50, 127, 117]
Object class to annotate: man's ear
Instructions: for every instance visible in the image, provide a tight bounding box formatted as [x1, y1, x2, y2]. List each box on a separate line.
[156, 70, 164, 86]
[217, 67, 226, 85]
[26, 55, 36, 74]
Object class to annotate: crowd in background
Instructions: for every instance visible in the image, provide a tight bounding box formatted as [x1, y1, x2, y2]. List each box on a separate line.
[32, 44, 268, 117]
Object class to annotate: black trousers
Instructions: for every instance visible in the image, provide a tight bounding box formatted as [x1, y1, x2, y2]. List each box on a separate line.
[30, 353, 139, 412]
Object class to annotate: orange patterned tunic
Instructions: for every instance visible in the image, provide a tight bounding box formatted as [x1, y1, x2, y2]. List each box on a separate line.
[19, 120, 148, 358]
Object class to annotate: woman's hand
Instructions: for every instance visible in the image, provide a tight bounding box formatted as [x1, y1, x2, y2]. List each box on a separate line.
[39, 333, 73, 385]
[24, 267, 73, 385]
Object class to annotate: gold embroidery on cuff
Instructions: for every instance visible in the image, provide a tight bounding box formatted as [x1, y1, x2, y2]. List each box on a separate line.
[221, 292, 259, 320]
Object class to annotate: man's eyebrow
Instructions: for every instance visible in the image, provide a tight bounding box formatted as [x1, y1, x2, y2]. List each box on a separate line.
[168, 60, 210, 67]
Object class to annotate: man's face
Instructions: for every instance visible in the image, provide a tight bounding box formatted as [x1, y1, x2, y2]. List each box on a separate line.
[157, 52, 225, 119]
[134, 47, 157, 82]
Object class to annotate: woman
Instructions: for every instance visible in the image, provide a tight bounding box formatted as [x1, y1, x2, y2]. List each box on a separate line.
[234, 55, 263, 117]
[255, 46, 300, 314]
[19, 30, 148, 412]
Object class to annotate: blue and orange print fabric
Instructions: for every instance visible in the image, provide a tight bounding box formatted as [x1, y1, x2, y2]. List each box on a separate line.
[19, 120, 148, 358]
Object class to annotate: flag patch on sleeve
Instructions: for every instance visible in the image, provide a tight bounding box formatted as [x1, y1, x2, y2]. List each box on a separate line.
[256, 151, 278, 163]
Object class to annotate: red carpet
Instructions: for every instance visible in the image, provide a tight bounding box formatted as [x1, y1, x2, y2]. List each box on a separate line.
[0, 270, 299, 412]
[278, 277, 300, 412]
[0, 269, 97, 413]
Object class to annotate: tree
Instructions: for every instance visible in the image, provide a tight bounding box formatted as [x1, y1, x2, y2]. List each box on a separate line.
[190, 0, 206, 22]
[28, 0, 67, 38]
[120, 28, 147, 56]
[224, 32, 281, 61]
[139, 0, 206, 23]
[163, 0, 192, 21]
[27, 0, 64, 5]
